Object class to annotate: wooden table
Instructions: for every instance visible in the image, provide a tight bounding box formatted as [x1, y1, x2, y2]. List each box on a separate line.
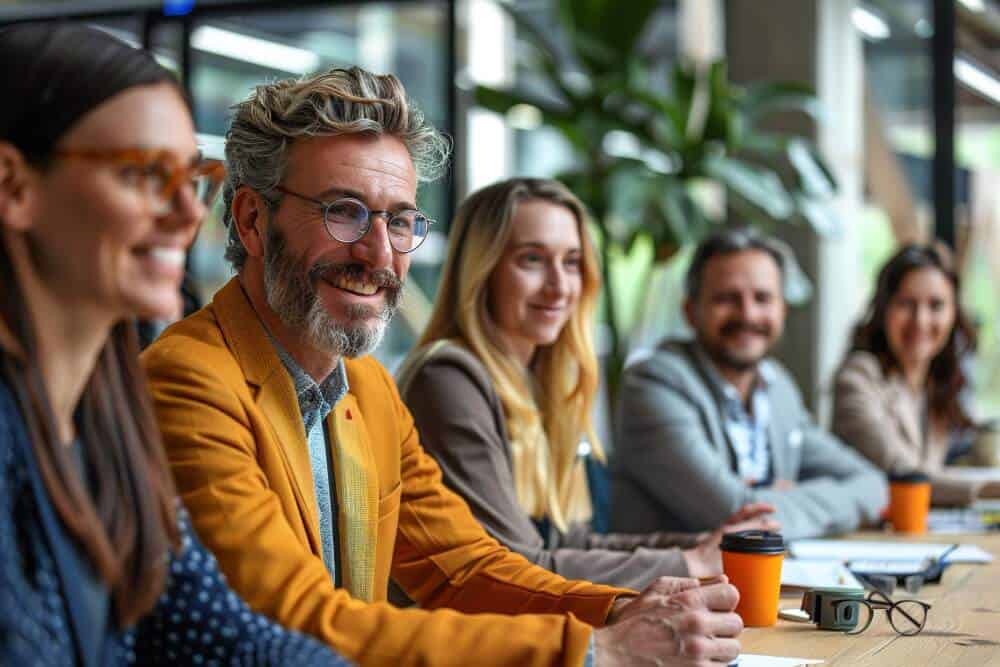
[740, 532, 1000, 666]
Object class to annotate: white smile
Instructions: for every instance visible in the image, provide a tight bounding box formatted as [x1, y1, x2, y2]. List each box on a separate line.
[147, 246, 185, 268]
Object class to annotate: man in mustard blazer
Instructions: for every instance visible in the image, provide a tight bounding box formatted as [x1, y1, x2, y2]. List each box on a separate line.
[142, 67, 742, 666]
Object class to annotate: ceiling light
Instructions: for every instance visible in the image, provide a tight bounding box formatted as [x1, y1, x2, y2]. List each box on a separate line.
[505, 104, 542, 130]
[852, 6, 890, 40]
[191, 26, 319, 74]
[958, 0, 986, 12]
[955, 56, 1000, 104]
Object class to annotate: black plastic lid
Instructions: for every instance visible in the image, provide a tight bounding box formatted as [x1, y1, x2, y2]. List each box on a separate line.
[889, 471, 930, 483]
[720, 530, 785, 554]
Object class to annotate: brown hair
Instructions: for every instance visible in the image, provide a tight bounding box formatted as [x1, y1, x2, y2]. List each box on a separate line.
[851, 243, 977, 428]
[0, 243, 179, 626]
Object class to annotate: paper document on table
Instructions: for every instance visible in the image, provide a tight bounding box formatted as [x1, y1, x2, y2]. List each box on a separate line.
[928, 500, 1000, 534]
[946, 467, 1000, 482]
[789, 540, 993, 564]
[780, 559, 864, 591]
[730, 655, 824, 666]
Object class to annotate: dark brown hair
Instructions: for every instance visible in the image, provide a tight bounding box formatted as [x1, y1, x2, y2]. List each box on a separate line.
[851, 243, 977, 428]
[0, 23, 180, 626]
[0, 248, 180, 626]
[685, 227, 787, 299]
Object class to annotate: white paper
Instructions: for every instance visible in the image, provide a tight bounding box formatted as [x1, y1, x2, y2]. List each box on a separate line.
[946, 467, 1000, 482]
[731, 655, 824, 666]
[780, 559, 864, 591]
[788, 540, 993, 564]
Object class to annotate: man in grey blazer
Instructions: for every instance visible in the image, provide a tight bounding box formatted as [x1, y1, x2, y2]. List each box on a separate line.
[613, 229, 887, 540]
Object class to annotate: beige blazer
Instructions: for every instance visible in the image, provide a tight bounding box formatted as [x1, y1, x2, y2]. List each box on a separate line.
[832, 351, 984, 506]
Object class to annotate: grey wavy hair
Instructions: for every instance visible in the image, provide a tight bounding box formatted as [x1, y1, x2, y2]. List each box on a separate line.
[222, 66, 452, 270]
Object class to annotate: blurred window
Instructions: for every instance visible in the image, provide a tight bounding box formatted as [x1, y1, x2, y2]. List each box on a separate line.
[860, 0, 1000, 416]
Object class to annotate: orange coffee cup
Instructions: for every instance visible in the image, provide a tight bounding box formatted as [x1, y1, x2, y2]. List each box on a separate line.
[720, 530, 785, 627]
[888, 472, 931, 534]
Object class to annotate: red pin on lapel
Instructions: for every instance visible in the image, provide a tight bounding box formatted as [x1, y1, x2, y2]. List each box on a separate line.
[345, 408, 353, 420]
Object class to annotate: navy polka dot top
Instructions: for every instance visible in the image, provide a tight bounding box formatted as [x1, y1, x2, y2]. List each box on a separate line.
[0, 379, 353, 666]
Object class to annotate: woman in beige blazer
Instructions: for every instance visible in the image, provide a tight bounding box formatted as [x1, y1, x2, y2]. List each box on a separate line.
[833, 244, 1000, 505]
[398, 178, 776, 590]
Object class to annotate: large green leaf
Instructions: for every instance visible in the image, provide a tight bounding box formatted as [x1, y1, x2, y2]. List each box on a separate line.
[739, 80, 822, 120]
[794, 192, 843, 237]
[787, 139, 837, 197]
[557, 0, 660, 75]
[495, 3, 591, 105]
[704, 155, 794, 220]
[658, 181, 706, 246]
[556, 168, 610, 224]
[474, 85, 601, 155]
[607, 86, 685, 148]
[703, 61, 733, 144]
[670, 63, 697, 140]
[740, 131, 790, 155]
[497, 3, 563, 73]
[473, 85, 571, 120]
[604, 159, 660, 238]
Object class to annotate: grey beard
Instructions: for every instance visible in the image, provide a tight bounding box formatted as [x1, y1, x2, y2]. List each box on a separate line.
[262, 225, 399, 358]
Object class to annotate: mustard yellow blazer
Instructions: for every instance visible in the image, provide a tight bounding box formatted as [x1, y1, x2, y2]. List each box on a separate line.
[142, 278, 627, 666]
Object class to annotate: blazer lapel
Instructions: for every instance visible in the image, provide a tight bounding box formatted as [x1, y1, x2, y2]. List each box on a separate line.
[766, 394, 791, 481]
[888, 379, 924, 453]
[212, 278, 323, 556]
[255, 373, 323, 554]
[683, 342, 740, 470]
[327, 393, 378, 602]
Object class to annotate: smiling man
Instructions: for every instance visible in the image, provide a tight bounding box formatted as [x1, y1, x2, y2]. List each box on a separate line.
[141, 67, 746, 667]
[612, 229, 887, 540]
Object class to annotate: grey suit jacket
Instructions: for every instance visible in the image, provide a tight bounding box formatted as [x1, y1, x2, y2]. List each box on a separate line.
[612, 339, 887, 540]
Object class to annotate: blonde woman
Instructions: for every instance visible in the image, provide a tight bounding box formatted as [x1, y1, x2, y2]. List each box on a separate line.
[398, 178, 775, 588]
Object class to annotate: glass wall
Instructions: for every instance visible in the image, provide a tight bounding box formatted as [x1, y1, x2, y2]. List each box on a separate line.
[953, 1, 1000, 414]
[857, 0, 935, 303]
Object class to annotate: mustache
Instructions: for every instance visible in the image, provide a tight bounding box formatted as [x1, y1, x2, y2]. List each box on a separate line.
[719, 321, 771, 337]
[310, 262, 403, 291]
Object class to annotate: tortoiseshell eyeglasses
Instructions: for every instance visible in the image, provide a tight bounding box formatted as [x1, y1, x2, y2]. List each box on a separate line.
[53, 148, 225, 215]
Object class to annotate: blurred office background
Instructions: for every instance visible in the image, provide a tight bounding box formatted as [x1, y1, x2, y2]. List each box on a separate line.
[3, 0, 998, 432]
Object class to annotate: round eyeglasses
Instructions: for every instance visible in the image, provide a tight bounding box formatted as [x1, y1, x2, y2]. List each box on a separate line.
[832, 590, 931, 636]
[275, 186, 433, 254]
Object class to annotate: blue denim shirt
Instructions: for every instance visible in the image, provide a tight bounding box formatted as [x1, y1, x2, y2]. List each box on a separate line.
[695, 345, 775, 486]
[271, 341, 349, 583]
